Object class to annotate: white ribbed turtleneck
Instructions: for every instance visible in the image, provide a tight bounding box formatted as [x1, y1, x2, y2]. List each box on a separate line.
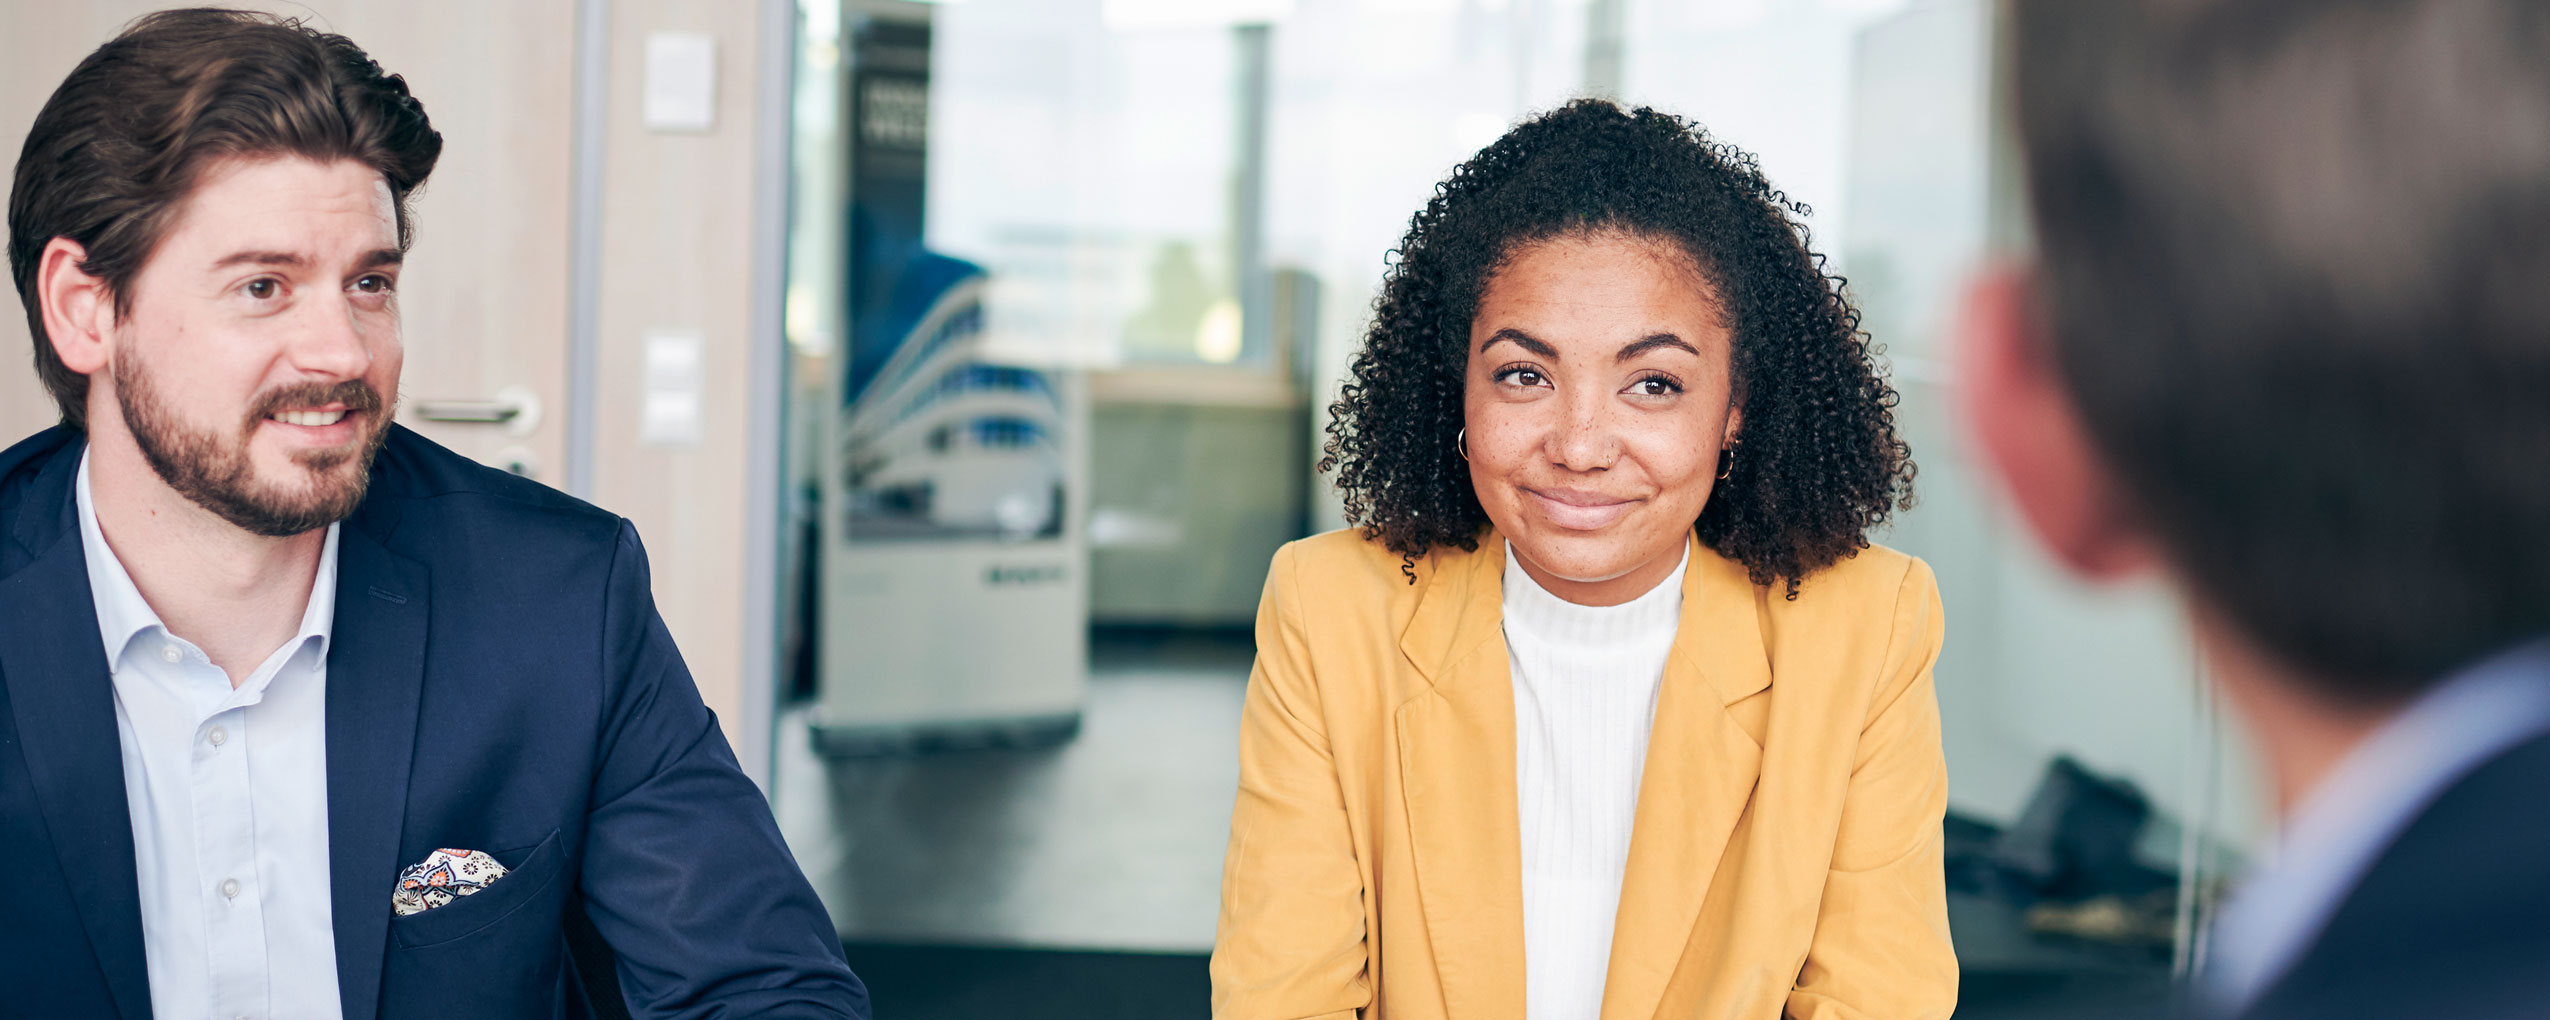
[1502, 540, 1687, 1020]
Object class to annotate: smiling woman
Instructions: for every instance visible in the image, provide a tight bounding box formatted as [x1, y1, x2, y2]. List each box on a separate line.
[1212, 100, 1953, 1020]
[1462, 231, 1743, 607]
[1329, 100, 1913, 598]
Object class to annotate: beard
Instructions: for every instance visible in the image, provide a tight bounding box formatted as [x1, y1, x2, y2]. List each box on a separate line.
[113, 347, 394, 538]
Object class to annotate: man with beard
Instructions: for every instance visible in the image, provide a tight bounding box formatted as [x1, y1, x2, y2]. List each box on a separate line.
[0, 10, 868, 1020]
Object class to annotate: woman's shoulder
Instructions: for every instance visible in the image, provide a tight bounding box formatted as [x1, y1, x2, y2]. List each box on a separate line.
[1275, 526, 1399, 572]
[1274, 527, 1460, 591]
[1266, 527, 1493, 618]
[1754, 542, 1944, 704]
[1775, 540, 1939, 622]
[1255, 529, 1487, 715]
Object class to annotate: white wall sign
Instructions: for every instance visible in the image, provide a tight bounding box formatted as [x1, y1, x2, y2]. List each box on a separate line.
[643, 31, 718, 132]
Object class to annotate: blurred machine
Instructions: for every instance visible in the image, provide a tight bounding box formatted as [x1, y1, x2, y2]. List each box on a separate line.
[812, 10, 1086, 754]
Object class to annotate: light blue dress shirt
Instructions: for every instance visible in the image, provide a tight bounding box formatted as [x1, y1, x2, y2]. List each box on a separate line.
[2203, 637, 2550, 1013]
[78, 451, 345, 1020]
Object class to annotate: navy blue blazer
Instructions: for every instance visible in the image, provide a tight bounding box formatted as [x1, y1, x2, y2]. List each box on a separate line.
[2233, 728, 2550, 1019]
[0, 425, 870, 1020]
[2059, 727, 2550, 1020]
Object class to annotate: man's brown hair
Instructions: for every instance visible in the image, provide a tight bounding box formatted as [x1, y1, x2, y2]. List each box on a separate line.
[2011, 0, 2550, 700]
[7, 7, 442, 430]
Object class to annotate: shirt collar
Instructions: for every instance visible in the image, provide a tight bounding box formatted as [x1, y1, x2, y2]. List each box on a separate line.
[2205, 635, 2550, 1010]
[1500, 539, 1689, 644]
[293, 518, 342, 666]
[75, 447, 342, 673]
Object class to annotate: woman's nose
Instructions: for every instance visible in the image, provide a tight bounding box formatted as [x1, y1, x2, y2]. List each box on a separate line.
[1547, 392, 1616, 471]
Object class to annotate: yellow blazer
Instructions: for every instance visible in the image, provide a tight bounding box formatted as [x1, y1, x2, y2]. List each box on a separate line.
[1212, 528, 1955, 1020]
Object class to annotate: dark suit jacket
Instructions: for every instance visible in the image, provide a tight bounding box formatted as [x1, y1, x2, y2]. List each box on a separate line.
[0, 425, 870, 1020]
[2233, 728, 2550, 1019]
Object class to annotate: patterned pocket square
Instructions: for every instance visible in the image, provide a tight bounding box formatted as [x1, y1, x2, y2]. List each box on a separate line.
[393, 848, 509, 916]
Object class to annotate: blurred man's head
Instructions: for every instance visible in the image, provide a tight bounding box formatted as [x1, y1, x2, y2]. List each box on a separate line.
[7, 8, 440, 536]
[1966, 0, 2550, 704]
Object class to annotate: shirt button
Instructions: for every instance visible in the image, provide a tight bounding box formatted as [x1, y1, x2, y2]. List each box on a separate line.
[207, 726, 228, 747]
[220, 878, 239, 899]
[159, 644, 182, 664]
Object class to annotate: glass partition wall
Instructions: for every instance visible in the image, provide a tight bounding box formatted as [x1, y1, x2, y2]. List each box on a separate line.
[768, 0, 2257, 1011]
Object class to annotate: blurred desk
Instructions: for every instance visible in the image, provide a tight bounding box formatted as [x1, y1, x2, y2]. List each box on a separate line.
[1948, 891, 2174, 1018]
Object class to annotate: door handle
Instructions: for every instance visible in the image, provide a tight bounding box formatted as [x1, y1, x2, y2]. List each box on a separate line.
[412, 385, 543, 437]
[414, 400, 519, 423]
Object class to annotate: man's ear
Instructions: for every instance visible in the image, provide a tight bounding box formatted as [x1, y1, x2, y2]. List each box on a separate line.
[36, 237, 114, 377]
[1957, 265, 2158, 580]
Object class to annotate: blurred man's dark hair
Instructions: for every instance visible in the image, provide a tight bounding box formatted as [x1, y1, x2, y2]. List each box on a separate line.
[7, 7, 442, 430]
[2011, 0, 2550, 703]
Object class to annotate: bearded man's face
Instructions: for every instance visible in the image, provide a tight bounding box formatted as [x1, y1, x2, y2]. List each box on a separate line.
[101, 156, 406, 535]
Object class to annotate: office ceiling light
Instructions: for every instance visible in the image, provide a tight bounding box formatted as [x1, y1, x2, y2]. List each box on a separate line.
[1104, 0, 1295, 31]
[1194, 300, 1244, 364]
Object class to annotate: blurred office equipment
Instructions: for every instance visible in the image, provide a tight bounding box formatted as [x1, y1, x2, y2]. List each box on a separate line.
[1990, 757, 2166, 905]
[812, 10, 1090, 754]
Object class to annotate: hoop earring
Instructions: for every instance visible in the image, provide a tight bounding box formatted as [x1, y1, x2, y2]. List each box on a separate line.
[1715, 443, 1738, 481]
[1456, 427, 1469, 461]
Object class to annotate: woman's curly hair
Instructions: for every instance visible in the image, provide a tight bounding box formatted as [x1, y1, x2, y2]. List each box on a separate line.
[1321, 99, 1914, 594]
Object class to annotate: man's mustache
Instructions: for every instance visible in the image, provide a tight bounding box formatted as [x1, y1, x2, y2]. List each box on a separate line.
[244, 380, 386, 427]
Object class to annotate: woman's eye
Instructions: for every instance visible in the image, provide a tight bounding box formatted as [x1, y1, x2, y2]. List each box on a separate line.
[1632, 375, 1682, 396]
[244, 278, 280, 300]
[1495, 367, 1548, 388]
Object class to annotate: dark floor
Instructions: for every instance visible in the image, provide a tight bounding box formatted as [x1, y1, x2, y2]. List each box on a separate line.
[843, 941, 1211, 1019]
[839, 941, 2170, 1019]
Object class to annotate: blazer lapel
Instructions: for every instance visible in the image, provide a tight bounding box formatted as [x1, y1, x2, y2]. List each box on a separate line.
[1395, 537, 1527, 1020]
[324, 521, 429, 1020]
[0, 475, 153, 1020]
[1599, 537, 1771, 1020]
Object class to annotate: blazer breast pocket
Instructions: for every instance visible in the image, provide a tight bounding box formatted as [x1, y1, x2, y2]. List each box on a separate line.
[391, 828, 568, 950]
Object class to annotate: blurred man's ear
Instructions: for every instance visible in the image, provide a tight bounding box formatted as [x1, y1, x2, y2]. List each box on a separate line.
[1958, 265, 2158, 580]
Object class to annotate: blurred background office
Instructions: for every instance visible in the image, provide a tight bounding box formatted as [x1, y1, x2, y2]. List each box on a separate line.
[0, 0, 2260, 1015]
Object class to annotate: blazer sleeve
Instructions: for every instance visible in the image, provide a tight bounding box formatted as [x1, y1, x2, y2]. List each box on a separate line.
[579, 520, 871, 1020]
[1211, 543, 1370, 1020]
[1786, 558, 1959, 1020]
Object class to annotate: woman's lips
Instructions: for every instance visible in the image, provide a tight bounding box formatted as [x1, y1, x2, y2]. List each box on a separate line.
[1523, 486, 1639, 530]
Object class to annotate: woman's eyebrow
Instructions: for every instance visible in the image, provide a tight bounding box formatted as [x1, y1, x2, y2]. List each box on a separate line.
[1616, 333, 1699, 362]
[1479, 327, 1558, 358]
